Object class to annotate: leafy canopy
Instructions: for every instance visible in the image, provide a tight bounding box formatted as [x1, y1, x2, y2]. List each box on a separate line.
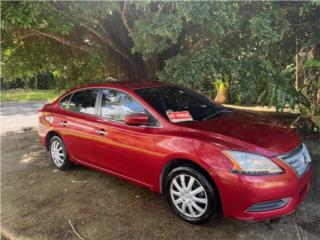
[1, 1, 319, 113]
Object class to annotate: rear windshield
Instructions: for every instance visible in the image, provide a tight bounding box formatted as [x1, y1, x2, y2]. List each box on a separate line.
[135, 86, 224, 121]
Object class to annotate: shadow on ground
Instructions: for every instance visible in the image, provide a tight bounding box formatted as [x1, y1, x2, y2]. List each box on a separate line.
[1, 130, 319, 240]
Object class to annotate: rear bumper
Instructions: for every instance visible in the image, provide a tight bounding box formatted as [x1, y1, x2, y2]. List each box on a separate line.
[213, 164, 313, 221]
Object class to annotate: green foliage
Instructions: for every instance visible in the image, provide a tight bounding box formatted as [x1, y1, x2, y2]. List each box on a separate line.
[1, 1, 118, 88]
[1, 1, 74, 34]
[175, 1, 239, 37]
[304, 59, 320, 68]
[131, 13, 183, 58]
[158, 1, 319, 125]
[158, 47, 234, 94]
[249, 5, 290, 50]
[257, 67, 310, 111]
[53, 52, 109, 90]
[229, 56, 276, 103]
[1, 0, 319, 128]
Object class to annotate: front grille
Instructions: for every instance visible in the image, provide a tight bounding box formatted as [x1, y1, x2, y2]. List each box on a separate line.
[278, 144, 311, 177]
[247, 198, 290, 212]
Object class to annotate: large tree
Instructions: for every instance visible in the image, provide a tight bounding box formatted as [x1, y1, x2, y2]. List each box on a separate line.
[1, 1, 319, 117]
[1, 1, 239, 83]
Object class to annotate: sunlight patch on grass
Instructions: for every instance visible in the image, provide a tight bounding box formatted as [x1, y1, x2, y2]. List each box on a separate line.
[0, 89, 59, 103]
[223, 104, 299, 114]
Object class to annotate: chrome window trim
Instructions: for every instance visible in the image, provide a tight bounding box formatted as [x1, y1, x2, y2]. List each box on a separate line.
[59, 86, 163, 128]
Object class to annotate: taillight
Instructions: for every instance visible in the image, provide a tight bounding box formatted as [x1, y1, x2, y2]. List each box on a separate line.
[39, 111, 54, 123]
[38, 110, 44, 118]
[45, 116, 54, 123]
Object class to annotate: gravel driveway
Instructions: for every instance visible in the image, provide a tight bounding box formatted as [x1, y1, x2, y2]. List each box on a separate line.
[0, 101, 46, 135]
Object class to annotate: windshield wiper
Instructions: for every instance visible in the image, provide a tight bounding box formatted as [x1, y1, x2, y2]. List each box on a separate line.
[202, 109, 232, 121]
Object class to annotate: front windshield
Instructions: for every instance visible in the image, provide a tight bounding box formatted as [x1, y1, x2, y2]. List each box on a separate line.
[135, 86, 226, 122]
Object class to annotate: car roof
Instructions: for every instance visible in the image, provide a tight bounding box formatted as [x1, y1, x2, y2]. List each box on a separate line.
[72, 81, 174, 91]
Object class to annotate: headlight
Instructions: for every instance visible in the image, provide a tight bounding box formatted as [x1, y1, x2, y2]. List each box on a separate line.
[223, 150, 283, 175]
[302, 144, 312, 163]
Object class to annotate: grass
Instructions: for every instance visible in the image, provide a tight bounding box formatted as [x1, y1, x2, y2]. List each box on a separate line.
[0, 89, 59, 103]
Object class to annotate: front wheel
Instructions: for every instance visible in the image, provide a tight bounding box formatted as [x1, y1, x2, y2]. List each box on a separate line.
[49, 135, 73, 170]
[166, 166, 219, 224]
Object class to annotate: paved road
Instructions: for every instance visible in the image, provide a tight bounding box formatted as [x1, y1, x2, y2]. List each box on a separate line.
[0, 101, 46, 135]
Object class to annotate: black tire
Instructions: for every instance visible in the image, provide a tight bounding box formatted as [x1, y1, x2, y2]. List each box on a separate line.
[49, 135, 73, 171]
[166, 165, 219, 224]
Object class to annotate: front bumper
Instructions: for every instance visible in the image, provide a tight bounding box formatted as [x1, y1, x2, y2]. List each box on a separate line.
[213, 161, 313, 221]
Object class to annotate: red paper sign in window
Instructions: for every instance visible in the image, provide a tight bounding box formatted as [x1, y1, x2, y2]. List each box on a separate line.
[166, 111, 193, 123]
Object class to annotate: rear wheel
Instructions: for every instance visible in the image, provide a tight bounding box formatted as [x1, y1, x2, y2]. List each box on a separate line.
[166, 166, 219, 224]
[49, 135, 73, 170]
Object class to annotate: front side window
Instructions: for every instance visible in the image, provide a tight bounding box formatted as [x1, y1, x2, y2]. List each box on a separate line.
[69, 89, 98, 115]
[100, 89, 159, 126]
[100, 89, 145, 121]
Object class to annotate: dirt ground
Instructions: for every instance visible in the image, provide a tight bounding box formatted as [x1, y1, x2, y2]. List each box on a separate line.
[1, 130, 319, 240]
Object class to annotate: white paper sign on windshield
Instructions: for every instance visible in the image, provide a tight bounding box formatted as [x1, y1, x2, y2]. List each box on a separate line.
[166, 111, 193, 123]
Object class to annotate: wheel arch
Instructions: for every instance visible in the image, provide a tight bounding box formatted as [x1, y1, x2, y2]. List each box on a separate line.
[159, 158, 222, 212]
[45, 130, 62, 150]
[161, 159, 210, 192]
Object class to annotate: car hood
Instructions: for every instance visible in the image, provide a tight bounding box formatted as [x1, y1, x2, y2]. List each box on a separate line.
[177, 111, 301, 156]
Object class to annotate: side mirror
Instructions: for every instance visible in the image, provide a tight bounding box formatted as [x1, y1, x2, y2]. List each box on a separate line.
[124, 113, 149, 126]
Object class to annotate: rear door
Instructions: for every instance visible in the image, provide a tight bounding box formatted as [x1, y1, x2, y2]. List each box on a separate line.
[58, 88, 99, 165]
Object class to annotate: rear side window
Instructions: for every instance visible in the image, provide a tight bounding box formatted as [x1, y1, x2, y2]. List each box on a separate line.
[60, 94, 71, 109]
[69, 89, 99, 115]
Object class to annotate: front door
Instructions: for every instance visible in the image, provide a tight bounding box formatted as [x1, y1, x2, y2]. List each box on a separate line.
[93, 89, 157, 186]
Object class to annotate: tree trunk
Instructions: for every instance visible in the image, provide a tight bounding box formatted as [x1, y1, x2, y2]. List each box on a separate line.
[295, 53, 300, 89]
[25, 77, 29, 89]
[34, 74, 38, 89]
[306, 43, 320, 111]
[125, 55, 160, 82]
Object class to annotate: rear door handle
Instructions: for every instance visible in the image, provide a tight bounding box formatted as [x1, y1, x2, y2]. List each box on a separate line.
[60, 121, 69, 126]
[96, 129, 107, 136]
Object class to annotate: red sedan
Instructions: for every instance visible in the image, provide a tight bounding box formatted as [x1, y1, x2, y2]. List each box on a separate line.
[38, 82, 312, 223]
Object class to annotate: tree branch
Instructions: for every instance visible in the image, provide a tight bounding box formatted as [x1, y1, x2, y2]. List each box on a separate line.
[32, 29, 91, 52]
[2, 29, 91, 52]
[0, 32, 37, 43]
[121, 1, 133, 34]
[69, 4, 132, 62]
[83, 23, 131, 62]
[189, 38, 204, 53]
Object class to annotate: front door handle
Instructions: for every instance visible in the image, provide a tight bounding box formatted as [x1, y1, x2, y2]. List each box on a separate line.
[60, 121, 69, 126]
[96, 129, 107, 136]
